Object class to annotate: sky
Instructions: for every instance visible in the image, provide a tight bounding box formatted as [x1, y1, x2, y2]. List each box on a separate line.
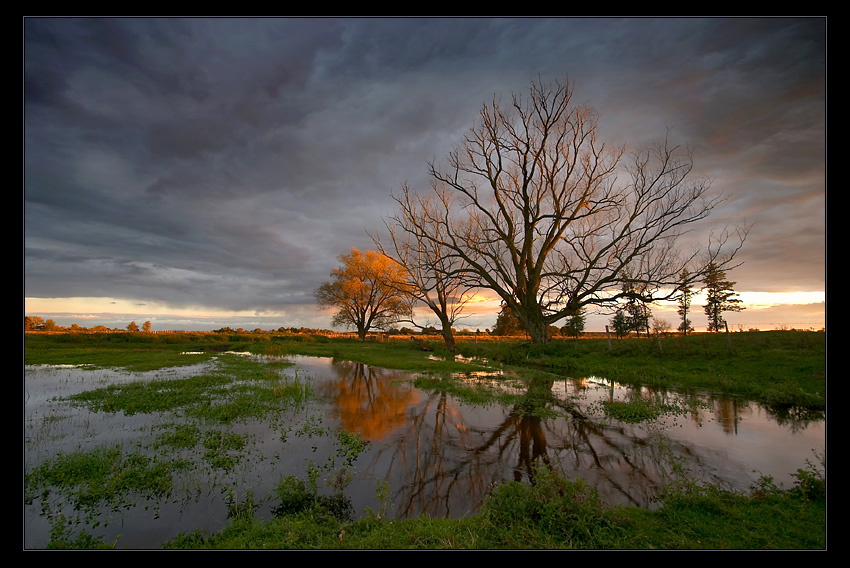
[24, 17, 827, 333]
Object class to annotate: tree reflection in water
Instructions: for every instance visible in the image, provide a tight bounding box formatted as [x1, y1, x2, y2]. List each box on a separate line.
[301, 357, 823, 519]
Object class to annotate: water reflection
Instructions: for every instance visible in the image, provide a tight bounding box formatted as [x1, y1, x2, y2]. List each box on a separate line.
[295, 356, 824, 518]
[24, 355, 825, 548]
[316, 360, 420, 441]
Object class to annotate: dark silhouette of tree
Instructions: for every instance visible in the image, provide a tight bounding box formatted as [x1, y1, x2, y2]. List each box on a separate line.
[621, 277, 652, 337]
[491, 302, 525, 336]
[703, 262, 744, 332]
[560, 308, 585, 340]
[392, 76, 746, 344]
[677, 268, 695, 335]
[610, 309, 629, 339]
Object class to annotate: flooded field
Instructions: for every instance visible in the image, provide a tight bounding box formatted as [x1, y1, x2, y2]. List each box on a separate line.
[24, 353, 825, 549]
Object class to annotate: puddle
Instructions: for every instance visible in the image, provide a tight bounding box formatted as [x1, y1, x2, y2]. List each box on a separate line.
[24, 355, 825, 548]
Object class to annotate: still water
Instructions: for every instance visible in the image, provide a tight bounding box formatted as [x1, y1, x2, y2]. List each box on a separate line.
[23, 354, 825, 549]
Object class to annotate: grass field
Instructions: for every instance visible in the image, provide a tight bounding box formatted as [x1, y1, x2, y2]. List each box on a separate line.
[25, 329, 825, 409]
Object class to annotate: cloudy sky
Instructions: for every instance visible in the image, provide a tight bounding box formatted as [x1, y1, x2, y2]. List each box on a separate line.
[24, 17, 826, 332]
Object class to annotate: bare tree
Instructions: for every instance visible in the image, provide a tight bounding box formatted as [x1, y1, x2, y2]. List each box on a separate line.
[399, 76, 746, 344]
[315, 247, 412, 340]
[373, 184, 476, 352]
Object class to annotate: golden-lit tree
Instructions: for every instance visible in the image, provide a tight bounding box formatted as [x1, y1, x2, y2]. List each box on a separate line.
[399, 76, 746, 344]
[315, 247, 412, 340]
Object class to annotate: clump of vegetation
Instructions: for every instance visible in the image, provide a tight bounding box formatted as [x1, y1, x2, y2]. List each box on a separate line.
[332, 428, 369, 470]
[202, 430, 247, 471]
[25, 445, 175, 523]
[154, 423, 202, 450]
[788, 450, 826, 502]
[271, 474, 355, 522]
[67, 355, 314, 423]
[480, 465, 618, 548]
[413, 374, 504, 407]
[599, 398, 661, 423]
[45, 514, 118, 549]
[591, 396, 709, 424]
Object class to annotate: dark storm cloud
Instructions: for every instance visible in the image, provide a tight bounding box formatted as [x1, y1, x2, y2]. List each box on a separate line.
[24, 17, 826, 326]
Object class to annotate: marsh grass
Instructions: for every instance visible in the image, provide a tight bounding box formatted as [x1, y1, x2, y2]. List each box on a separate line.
[66, 354, 313, 424]
[202, 430, 248, 471]
[598, 398, 661, 423]
[592, 395, 711, 424]
[154, 423, 201, 450]
[162, 459, 825, 550]
[25, 444, 175, 523]
[26, 330, 826, 411]
[26, 351, 321, 539]
[412, 375, 505, 407]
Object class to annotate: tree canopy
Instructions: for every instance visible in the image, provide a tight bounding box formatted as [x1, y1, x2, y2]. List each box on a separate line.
[314, 248, 412, 340]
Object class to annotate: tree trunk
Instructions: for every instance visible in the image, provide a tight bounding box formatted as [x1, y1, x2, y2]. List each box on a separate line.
[441, 328, 456, 353]
[437, 313, 456, 352]
[524, 316, 549, 345]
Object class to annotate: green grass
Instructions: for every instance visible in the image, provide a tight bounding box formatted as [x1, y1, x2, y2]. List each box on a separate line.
[160, 459, 825, 550]
[24, 331, 278, 371]
[25, 445, 177, 523]
[66, 353, 312, 423]
[25, 330, 826, 412]
[451, 331, 826, 411]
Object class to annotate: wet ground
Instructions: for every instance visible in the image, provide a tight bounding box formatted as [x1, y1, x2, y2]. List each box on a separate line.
[24, 354, 825, 549]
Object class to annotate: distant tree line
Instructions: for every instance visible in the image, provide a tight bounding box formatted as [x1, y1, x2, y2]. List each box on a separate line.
[25, 316, 154, 333]
[606, 262, 744, 338]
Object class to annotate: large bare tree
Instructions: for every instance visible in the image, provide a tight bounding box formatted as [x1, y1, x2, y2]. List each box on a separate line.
[396, 77, 746, 344]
